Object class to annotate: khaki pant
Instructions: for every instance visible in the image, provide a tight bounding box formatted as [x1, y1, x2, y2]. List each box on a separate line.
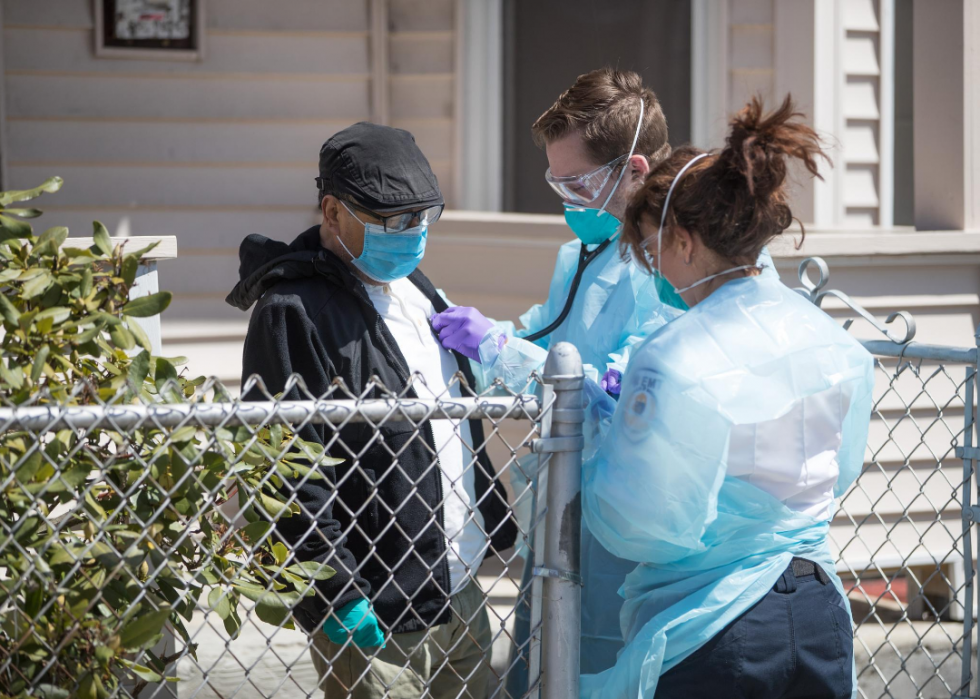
[311, 581, 492, 699]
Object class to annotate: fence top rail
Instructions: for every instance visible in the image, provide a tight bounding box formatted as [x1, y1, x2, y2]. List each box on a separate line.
[0, 396, 544, 433]
[859, 339, 978, 364]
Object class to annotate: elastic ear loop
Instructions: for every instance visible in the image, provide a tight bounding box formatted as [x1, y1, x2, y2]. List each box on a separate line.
[596, 99, 646, 218]
[654, 153, 710, 274]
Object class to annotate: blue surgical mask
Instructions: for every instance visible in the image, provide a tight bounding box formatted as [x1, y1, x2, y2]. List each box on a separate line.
[652, 269, 689, 311]
[564, 205, 623, 245]
[338, 202, 427, 283]
[564, 99, 645, 246]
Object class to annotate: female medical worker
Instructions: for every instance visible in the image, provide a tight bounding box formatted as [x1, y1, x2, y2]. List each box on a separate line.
[580, 96, 874, 699]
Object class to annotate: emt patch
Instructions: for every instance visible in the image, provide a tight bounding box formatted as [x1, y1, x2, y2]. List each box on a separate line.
[622, 368, 659, 440]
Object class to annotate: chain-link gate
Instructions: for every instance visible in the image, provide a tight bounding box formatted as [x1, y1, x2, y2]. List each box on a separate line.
[0, 343, 584, 699]
[5, 255, 980, 699]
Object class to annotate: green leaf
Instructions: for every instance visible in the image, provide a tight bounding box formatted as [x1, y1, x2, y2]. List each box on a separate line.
[126, 316, 153, 351]
[251, 590, 302, 626]
[0, 176, 63, 206]
[31, 345, 50, 383]
[208, 587, 233, 621]
[35, 306, 70, 326]
[92, 221, 113, 256]
[121, 254, 139, 286]
[122, 291, 172, 318]
[272, 541, 289, 565]
[0, 293, 20, 325]
[222, 606, 243, 639]
[128, 349, 151, 390]
[3, 207, 43, 219]
[284, 560, 337, 581]
[240, 521, 273, 546]
[80, 265, 93, 296]
[109, 323, 135, 351]
[33, 684, 70, 699]
[22, 270, 52, 298]
[0, 214, 33, 237]
[0, 358, 24, 389]
[77, 672, 98, 699]
[34, 226, 68, 252]
[15, 450, 43, 483]
[94, 645, 114, 664]
[74, 323, 102, 345]
[129, 240, 161, 260]
[170, 425, 197, 443]
[118, 658, 163, 683]
[258, 491, 291, 519]
[154, 356, 180, 395]
[119, 607, 172, 651]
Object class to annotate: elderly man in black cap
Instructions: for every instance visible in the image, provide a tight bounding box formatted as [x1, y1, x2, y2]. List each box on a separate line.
[227, 122, 516, 698]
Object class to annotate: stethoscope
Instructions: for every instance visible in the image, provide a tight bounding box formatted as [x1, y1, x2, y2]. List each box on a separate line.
[523, 238, 613, 343]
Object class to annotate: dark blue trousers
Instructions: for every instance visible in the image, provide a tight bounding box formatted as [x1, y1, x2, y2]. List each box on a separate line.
[655, 559, 853, 698]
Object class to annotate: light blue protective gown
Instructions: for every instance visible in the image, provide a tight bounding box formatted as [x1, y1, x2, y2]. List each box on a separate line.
[578, 274, 874, 699]
[476, 237, 681, 391]
[480, 237, 776, 676]
[481, 237, 680, 675]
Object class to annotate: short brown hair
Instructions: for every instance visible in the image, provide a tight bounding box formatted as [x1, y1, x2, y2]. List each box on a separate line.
[532, 68, 671, 168]
[623, 95, 828, 270]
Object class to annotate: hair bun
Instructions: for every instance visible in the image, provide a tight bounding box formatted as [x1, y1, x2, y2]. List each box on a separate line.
[720, 95, 825, 199]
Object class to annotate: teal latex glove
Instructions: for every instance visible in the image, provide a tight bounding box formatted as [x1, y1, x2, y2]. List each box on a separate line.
[322, 599, 386, 649]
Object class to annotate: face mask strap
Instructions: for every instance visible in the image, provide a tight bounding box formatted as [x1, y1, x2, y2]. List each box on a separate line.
[597, 98, 645, 217]
[654, 152, 710, 273]
[673, 264, 764, 294]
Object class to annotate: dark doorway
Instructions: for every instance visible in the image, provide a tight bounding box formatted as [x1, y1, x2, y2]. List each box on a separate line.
[502, 0, 692, 213]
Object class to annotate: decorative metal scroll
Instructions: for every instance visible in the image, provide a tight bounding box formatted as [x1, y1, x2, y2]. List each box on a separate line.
[796, 256, 917, 345]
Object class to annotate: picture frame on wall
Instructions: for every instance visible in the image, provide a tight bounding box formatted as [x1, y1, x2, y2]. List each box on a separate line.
[94, 0, 205, 60]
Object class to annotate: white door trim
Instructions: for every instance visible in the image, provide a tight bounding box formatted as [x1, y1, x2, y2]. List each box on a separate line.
[690, 0, 729, 150]
[455, 0, 503, 211]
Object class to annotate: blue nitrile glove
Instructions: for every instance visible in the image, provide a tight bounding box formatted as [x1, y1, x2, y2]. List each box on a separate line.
[600, 368, 622, 397]
[322, 599, 386, 648]
[431, 306, 495, 362]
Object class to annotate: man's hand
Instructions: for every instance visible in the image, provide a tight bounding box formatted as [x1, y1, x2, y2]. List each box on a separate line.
[431, 306, 495, 363]
[600, 368, 622, 397]
[323, 599, 386, 648]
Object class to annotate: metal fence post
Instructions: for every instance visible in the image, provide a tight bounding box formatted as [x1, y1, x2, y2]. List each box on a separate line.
[535, 342, 585, 699]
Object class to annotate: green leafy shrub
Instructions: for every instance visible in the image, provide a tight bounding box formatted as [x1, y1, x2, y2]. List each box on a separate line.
[0, 179, 338, 698]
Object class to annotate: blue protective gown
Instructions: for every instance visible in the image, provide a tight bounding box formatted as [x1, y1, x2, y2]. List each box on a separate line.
[579, 274, 874, 699]
[480, 237, 776, 675]
[476, 237, 681, 391]
[479, 237, 681, 674]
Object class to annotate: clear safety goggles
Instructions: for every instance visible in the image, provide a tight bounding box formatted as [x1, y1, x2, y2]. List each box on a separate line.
[544, 155, 628, 206]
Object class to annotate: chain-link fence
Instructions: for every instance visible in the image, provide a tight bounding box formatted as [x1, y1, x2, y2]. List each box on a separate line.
[0, 344, 584, 699]
[798, 258, 979, 699]
[837, 339, 978, 699]
[5, 256, 980, 699]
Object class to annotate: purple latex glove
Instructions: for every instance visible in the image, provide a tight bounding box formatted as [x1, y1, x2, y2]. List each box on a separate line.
[600, 368, 622, 396]
[431, 306, 495, 362]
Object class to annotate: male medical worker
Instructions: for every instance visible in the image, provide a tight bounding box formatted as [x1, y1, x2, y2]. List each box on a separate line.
[432, 68, 678, 675]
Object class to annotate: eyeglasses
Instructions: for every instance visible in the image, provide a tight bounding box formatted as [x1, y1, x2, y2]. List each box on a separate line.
[544, 155, 628, 206]
[345, 200, 445, 233]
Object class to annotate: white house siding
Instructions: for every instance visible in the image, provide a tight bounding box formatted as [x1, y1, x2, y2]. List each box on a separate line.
[728, 0, 776, 114]
[2, 0, 460, 325]
[701, 0, 893, 228]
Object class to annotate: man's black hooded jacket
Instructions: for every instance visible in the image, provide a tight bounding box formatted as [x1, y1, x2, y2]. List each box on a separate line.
[226, 226, 517, 635]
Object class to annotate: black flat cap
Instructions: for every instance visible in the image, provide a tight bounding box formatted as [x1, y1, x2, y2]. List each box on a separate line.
[317, 122, 443, 214]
